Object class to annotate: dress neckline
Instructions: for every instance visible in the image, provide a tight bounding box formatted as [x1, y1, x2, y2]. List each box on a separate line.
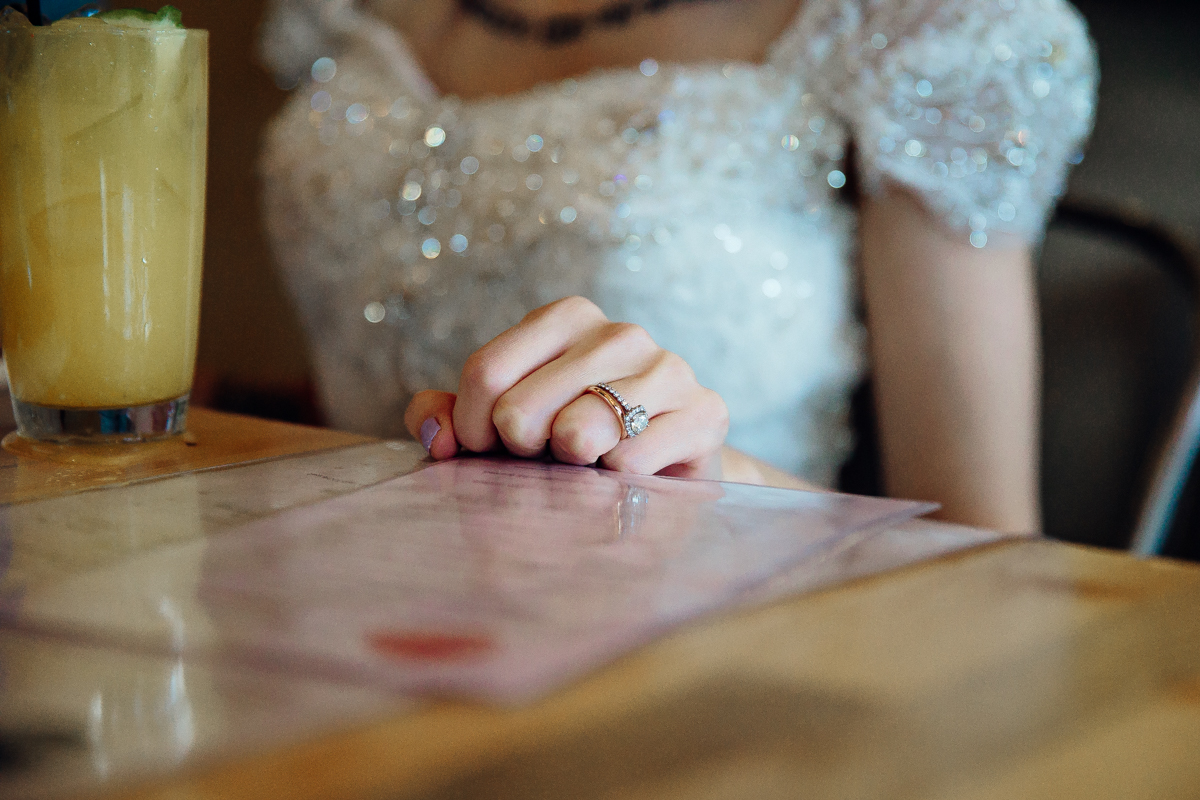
[352, 0, 822, 104]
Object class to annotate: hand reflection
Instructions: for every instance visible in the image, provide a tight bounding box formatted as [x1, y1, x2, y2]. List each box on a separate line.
[616, 485, 650, 540]
[447, 459, 725, 628]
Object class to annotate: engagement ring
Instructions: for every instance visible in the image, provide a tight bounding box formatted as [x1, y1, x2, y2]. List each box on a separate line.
[586, 383, 650, 438]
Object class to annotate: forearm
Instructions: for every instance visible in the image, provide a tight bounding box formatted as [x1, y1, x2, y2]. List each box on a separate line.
[859, 189, 1041, 533]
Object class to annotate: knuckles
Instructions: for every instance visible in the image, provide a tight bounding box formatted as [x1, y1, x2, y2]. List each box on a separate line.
[551, 415, 614, 465]
[651, 349, 697, 386]
[525, 295, 606, 327]
[600, 321, 657, 359]
[459, 350, 515, 401]
[491, 394, 546, 452]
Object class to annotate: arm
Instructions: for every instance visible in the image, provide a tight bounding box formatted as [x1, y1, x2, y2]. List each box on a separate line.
[859, 187, 1041, 533]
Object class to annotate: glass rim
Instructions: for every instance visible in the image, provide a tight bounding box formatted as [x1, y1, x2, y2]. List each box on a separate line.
[0, 24, 208, 38]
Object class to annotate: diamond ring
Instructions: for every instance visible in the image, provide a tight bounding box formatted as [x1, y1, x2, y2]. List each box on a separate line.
[585, 383, 650, 438]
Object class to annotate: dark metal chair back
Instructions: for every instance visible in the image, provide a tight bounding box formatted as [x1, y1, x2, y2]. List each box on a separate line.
[1049, 202, 1200, 556]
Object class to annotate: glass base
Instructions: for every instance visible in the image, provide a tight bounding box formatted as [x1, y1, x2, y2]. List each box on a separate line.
[10, 395, 189, 443]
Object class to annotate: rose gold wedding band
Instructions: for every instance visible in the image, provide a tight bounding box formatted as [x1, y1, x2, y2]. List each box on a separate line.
[586, 384, 630, 438]
[585, 383, 650, 438]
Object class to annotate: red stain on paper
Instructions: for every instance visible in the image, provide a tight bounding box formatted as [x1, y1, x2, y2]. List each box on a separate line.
[368, 631, 494, 662]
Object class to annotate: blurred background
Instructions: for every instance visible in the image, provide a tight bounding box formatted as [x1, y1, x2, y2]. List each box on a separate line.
[104, 0, 1200, 553]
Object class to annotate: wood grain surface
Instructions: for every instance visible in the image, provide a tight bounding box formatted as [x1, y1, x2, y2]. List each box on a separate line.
[0, 407, 372, 505]
[103, 539, 1200, 800]
[3, 412, 1197, 800]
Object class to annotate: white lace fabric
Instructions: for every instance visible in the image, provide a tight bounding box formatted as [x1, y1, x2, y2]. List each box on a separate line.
[259, 0, 1097, 484]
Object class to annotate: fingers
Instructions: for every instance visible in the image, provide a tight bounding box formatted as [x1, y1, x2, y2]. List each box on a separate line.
[547, 350, 697, 464]
[550, 353, 728, 478]
[453, 296, 608, 453]
[445, 295, 729, 478]
[492, 321, 661, 457]
[404, 390, 460, 460]
[548, 391, 624, 466]
[598, 390, 728, 479]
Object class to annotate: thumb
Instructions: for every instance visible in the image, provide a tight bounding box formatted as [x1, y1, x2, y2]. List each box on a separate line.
[404, 390, 460, 460]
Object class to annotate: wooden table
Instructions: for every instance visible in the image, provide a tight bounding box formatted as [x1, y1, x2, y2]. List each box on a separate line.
[2, 409, 1199, 800]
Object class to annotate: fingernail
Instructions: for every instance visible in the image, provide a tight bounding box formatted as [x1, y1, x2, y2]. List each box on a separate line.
[419, 417, 440, 453]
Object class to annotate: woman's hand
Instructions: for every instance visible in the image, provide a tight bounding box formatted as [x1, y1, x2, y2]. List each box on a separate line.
[403, 296, 729, 479]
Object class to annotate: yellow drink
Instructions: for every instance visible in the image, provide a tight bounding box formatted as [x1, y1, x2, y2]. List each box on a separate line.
[0, 13, 207, 440]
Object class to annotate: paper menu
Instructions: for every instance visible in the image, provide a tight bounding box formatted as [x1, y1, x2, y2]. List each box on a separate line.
[7, 458, 935, 702]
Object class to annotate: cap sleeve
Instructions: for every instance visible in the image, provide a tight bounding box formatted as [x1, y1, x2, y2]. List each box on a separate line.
[789, 0, 1098, 246]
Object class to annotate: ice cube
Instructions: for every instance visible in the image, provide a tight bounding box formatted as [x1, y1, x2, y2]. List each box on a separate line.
[47, 15, 106, 31]
[0, 7, 34, 29]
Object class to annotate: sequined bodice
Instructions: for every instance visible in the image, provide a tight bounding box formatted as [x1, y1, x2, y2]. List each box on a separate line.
[259, 0, 1097, 482]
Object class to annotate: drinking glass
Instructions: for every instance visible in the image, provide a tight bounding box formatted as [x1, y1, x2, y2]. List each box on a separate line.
[0, 14, 207, 442]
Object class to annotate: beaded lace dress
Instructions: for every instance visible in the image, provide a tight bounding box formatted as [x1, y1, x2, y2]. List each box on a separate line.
[259, 0, 1097, 484]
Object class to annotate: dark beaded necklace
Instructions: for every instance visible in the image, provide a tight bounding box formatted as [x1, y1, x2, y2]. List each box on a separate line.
[457, 0, 722, 45]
